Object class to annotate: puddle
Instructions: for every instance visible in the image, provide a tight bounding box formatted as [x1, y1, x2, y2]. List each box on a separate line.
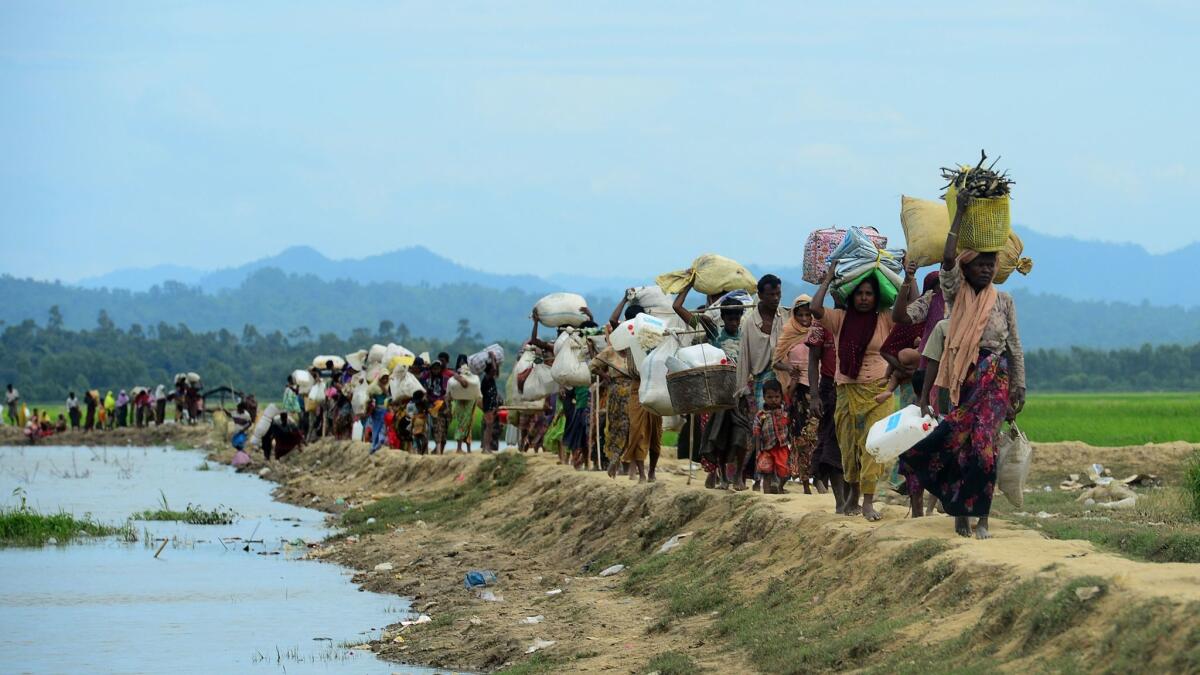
[0, 445, 441, 674]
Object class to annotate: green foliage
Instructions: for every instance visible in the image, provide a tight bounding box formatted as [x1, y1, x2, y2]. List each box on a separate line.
[132, 490, 236, 525]
[641, 651, 701, 674]
[1016, 392, 1200, 444]
[2, 488, 133, 545]
[1025, 344, 1200, 391]
[0, 308, 520, 402]
[1024, 577, 1107, 649]
[1186, 451, 1200, 520]
[339, 453, 527, 537]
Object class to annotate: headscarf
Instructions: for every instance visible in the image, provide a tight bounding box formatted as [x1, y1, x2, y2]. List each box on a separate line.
[117, 390, 129, 407]
[934, 251, 998, 406]
[154, 384, 165, 400]
[837, 279, 880, 379]
[774, 295, 813, 389]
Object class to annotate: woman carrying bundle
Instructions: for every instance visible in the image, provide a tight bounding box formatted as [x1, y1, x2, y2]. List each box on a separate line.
[901, 193, 1026, 539]
[810, 266, 895, 522]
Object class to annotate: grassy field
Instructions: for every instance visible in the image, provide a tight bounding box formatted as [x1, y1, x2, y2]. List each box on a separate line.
[1016, 393, 1200, 446]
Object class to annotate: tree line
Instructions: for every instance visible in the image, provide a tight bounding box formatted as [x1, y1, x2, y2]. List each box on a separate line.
[2, 307, 1197, 402]
[5, 268, 1200, 351]
[0, 308, 515, 402]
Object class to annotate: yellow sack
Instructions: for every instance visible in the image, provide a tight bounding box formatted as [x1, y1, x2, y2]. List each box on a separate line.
[656, 254, 757, 296]
[993, 232, 1034, 284]
[387, 354, 415, 371]
[946, 185, 1011, 253]
[900, 195, 949, 267]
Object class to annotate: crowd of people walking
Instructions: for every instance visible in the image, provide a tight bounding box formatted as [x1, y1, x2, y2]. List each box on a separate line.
[8, 377, 208, 442]
[269, 201, 1022, 542]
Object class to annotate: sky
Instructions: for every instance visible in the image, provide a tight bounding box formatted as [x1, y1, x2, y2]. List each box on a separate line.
[2, 1, 1198, 282]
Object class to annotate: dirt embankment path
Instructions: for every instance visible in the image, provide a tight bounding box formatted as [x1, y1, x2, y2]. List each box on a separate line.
[202, 438, 1200, 674]
[0, 424, 211, 448]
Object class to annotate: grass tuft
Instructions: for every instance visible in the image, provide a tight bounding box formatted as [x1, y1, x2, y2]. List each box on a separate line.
[642, 651, 700, 674]
[133, 490, 235, 525]
[2, 489, 134, 546]
[1024, 576, 1107, 649]
[1185, 450, 1200, 520]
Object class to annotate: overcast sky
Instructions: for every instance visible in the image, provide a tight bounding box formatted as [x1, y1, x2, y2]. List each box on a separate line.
[2, 2, 1197, 282]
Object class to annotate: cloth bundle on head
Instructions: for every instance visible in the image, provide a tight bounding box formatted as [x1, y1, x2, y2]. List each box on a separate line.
[935, 251, 998, 405]
[827, 227, 905, 308]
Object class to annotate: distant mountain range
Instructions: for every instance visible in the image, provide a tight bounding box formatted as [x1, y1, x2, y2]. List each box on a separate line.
[74, 227, 1198, 309]
[79, 245, 556, 294]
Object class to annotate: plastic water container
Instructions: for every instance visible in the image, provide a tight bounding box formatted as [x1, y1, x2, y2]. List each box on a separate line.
[632, 313, 666, 340]
[866, 405, 936, 463]
[610, 318, 638, 351]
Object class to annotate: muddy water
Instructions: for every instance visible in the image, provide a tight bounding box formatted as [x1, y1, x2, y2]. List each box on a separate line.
[0, 445, 439, 674]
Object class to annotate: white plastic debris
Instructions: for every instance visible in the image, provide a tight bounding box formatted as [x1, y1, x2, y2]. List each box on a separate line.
[657, 532, 693, 554]
[599, 564, 625, 577]
[399, 614, 431, 627]
[545, 589, 563, 596]
[374, 562, 394, 572]
[477, 590, 503, 602]
[521, 615, 545, 625]
[366, 517, 377, 524]
[525, 638, 556, 654]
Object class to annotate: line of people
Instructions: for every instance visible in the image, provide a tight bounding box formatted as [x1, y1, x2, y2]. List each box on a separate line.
[265, 206, 1023, 539]
[284, 352, 503, 458]
[508, 200, 1024, 539]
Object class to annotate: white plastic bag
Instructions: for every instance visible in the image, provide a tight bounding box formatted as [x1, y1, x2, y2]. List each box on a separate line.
[520, 364, 558, 401]
[313, 355, 346, 371]
[291, 369, 314, 391]
[534, 292, 590, 328]
[551, 332, 591, 387]
[345, 350, 368, 371]
[628, 286, 673, 314]
[468, 344, 505, 374]
[251, 403, 281, 445]
[449, 367, 482, 400]
[638, 335, 682, 416]
[308, 382, 326, 402]
[996, 423, 1033, 508]
[675, 344, 730, 369]
[390, 371, 425, 401]
[351, 383, 369, 416]
[367, 344, 387, 365]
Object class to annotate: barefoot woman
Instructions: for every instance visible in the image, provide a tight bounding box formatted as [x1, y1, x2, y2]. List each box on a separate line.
[901, 193, 1027, 539]
[810, 266, 895, 522]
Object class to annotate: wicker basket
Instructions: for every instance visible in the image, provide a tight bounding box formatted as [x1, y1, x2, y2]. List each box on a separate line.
[666, 365, 738, 415]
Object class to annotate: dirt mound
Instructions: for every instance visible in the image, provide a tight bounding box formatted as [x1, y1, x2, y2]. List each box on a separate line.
[0, 424, 211, 448]
[245, 441, 1200, 673]
[1032, 440, 1198, 478]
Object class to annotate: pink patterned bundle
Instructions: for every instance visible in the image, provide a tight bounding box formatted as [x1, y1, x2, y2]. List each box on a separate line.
[802, 227, 887, 284]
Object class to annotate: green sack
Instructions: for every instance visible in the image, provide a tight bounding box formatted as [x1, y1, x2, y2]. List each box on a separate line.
[833, 268, 898, 309]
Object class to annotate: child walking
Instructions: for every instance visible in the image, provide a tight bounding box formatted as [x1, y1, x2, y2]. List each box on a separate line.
[752, 380, 791, 494]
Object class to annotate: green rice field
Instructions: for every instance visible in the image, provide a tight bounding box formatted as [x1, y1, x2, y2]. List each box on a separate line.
[1016, 393, 1199, 446]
